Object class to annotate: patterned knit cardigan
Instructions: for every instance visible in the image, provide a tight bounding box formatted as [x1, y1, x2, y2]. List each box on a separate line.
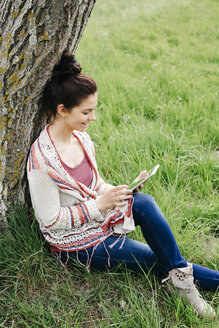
[27, 125, 134, 251]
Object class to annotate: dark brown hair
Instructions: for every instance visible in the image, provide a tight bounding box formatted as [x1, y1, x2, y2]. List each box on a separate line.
[39, 51, 97, 122]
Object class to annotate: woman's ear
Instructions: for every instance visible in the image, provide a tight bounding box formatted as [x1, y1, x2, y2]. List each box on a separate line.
[57, 104, 67, 117]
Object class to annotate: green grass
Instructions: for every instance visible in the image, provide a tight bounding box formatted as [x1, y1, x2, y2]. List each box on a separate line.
[1, 0, 219, 326]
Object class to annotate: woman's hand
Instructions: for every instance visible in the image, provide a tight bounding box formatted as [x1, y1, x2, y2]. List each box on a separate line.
[95, 185, 133, 212]
[132, 170, 149, 193]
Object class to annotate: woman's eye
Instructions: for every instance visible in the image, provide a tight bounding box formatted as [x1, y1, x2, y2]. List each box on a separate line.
[83, 112, 89, 115]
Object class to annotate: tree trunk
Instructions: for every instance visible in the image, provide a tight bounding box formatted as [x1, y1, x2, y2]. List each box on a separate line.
[0, 0, 96, 220]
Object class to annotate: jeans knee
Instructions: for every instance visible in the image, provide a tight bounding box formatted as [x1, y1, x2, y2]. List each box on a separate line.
[133, 193, 156, 213]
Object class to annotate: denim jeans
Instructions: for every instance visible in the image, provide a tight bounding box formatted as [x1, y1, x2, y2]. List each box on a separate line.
[59, 193, 219, 291]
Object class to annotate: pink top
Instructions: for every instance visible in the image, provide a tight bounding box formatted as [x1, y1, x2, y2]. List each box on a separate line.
[62, 154, 93, 187]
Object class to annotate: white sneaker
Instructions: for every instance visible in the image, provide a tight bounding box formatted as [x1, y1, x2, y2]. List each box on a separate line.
[162, 263, 216, 318]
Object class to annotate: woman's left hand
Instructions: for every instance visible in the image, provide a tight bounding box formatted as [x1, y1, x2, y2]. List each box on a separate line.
[132, 170, 149, 193]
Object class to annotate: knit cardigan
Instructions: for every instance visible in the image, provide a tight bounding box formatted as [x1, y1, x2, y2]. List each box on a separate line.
[27, 125, 135, 251]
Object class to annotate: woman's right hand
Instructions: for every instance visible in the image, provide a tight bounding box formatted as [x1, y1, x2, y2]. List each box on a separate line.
[95, 185, 133, 212]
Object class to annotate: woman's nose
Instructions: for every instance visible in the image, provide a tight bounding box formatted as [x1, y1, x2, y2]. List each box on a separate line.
[89, 111, 96, 121]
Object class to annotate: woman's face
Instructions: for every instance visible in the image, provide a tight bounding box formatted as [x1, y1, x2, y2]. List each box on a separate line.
[59, 92, 98, 132]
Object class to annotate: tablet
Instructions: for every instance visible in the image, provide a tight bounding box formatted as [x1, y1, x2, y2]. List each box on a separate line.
[128, 164, 160, 191]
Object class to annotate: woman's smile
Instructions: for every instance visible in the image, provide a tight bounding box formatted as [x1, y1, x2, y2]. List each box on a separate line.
[61, 92, 97, 132]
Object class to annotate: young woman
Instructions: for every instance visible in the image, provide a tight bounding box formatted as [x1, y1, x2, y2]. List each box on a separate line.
[27, 51, 218, 318]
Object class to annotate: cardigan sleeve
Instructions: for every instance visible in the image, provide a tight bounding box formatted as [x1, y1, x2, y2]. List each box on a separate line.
[27, 170, 103, 230]
[95, 175, 114, 196]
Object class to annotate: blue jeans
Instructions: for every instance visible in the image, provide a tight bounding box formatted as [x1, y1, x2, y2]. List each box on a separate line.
[59, 193, 219, 291]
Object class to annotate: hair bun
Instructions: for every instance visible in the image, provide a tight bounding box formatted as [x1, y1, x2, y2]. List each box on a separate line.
[52, 51, 81, 79]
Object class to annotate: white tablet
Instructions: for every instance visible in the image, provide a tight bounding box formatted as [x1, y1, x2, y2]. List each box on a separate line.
[128, 164, 160, 191]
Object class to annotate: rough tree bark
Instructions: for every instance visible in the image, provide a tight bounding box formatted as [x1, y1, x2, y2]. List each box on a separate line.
[0, 0, 96, 220]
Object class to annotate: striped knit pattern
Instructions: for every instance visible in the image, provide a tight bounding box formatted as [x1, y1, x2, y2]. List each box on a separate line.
[27, 125, 134, 251]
